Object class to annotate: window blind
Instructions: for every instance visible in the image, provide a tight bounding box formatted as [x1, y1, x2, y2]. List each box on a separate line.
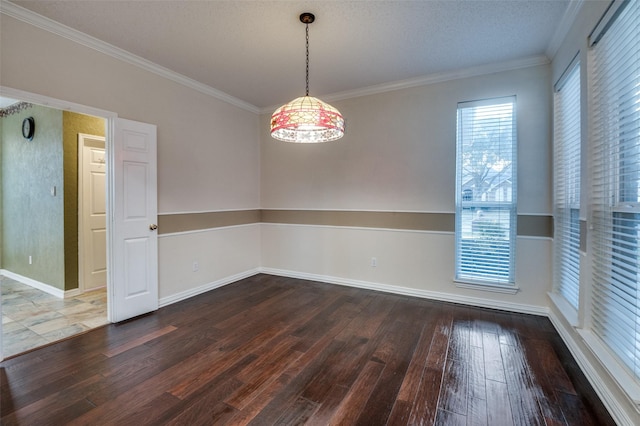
[455, 97, 517, 285]
[553, 62, 581, 309]
[590, 0, 640, 379]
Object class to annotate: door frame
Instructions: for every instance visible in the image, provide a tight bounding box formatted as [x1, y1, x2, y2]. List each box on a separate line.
[0, 87, 120, 359]
[78, 133, 107, 293]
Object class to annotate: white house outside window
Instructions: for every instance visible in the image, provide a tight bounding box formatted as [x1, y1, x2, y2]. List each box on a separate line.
[455, 97, 517, 287]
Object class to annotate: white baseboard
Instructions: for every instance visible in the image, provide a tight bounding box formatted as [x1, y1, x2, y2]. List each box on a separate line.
[158, 268, 260, 308]
[548, 310, 636, 426]
[1, 269, 65, 298]
[259, 267, 548, 316]
[64, 288, 83, 298]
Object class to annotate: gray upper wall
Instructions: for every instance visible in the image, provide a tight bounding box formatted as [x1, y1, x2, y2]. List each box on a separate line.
[260, 64, 552, 216]
[0, 14, 261, 216]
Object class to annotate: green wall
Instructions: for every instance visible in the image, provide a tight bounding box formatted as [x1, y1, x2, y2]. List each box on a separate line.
[62, 111, 105, 291]
[0, 106, 105, 292]
[1, 104, 65, 289]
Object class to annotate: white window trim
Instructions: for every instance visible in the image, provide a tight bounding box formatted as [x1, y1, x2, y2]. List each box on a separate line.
[552, 58, 582, 312]
[585, 0, 640, 400]
[456, 280, 520, 294]
[455, 96, 518, 288]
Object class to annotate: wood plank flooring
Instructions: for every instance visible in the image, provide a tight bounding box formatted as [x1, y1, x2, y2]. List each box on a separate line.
[0, 274, 615, 425]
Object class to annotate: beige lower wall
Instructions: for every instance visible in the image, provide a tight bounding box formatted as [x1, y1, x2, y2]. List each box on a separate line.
[260, 223, 552, 311]
[157, 208, 552, 313]
[158, 224, 260, 302]
[156, 214, 551, 313]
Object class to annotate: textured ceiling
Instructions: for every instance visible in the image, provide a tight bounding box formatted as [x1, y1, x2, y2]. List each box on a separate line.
[9, 0, 572, 109]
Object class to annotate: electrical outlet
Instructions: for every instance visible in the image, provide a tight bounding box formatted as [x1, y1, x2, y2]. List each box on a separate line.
[29, 255, 33, 265]
[192, 261, 199, 272]
[371, 257, 377, 267]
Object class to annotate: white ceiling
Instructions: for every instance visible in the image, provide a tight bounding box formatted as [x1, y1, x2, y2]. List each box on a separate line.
[9, 0, 575, 110]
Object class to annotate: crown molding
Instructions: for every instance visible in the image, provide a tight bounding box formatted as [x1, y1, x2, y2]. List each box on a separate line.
[0, 86, 118, 118]
[260, 55, 550, 114]
[0, 0, 261, 114]
[2, 0, 551, 118]
[546, 0, 584, 59]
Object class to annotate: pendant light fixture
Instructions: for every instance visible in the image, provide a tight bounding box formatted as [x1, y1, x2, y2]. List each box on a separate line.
[270, 12, 345, 143]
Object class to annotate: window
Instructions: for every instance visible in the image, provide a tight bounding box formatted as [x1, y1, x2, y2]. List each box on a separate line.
[455, 97, 517, 287]
[590, 0, 640, 380]
[553, 61, 581, 310]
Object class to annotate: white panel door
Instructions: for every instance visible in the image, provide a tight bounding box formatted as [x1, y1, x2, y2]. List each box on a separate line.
[112, 118, 158, 322]
[79, 134, 107, 292]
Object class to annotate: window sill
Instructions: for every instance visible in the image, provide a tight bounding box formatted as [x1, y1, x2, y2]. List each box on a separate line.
[578, 329, 640, 409]
[548, 291, 579, 327]
[454, 279, 519, 294]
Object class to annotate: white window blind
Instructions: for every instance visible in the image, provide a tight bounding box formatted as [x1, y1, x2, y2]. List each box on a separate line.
[590, 0, 640, 380]
[553, 62, 581, 309]
[455, 97, 517, 285]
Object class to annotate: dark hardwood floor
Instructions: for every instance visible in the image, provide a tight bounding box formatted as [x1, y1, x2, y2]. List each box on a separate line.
[1, 274, 614, 425]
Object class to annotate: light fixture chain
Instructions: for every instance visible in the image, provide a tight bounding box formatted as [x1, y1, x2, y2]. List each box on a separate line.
[305, 23, 310, 96]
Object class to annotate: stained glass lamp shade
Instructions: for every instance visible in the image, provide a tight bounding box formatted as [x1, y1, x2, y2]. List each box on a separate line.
[271, 96, 345, 143]
[270, 13, 345, 143]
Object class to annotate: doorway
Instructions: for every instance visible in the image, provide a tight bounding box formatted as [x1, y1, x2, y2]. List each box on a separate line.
[78, 133, 107, 293]
[0, 101, 109, 358]
[0, 87, 159, 361]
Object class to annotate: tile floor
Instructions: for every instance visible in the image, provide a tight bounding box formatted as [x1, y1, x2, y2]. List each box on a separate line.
[1, 275, 108, 358]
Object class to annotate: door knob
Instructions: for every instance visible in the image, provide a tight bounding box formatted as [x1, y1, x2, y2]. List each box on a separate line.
[149, 224, 158, 231]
